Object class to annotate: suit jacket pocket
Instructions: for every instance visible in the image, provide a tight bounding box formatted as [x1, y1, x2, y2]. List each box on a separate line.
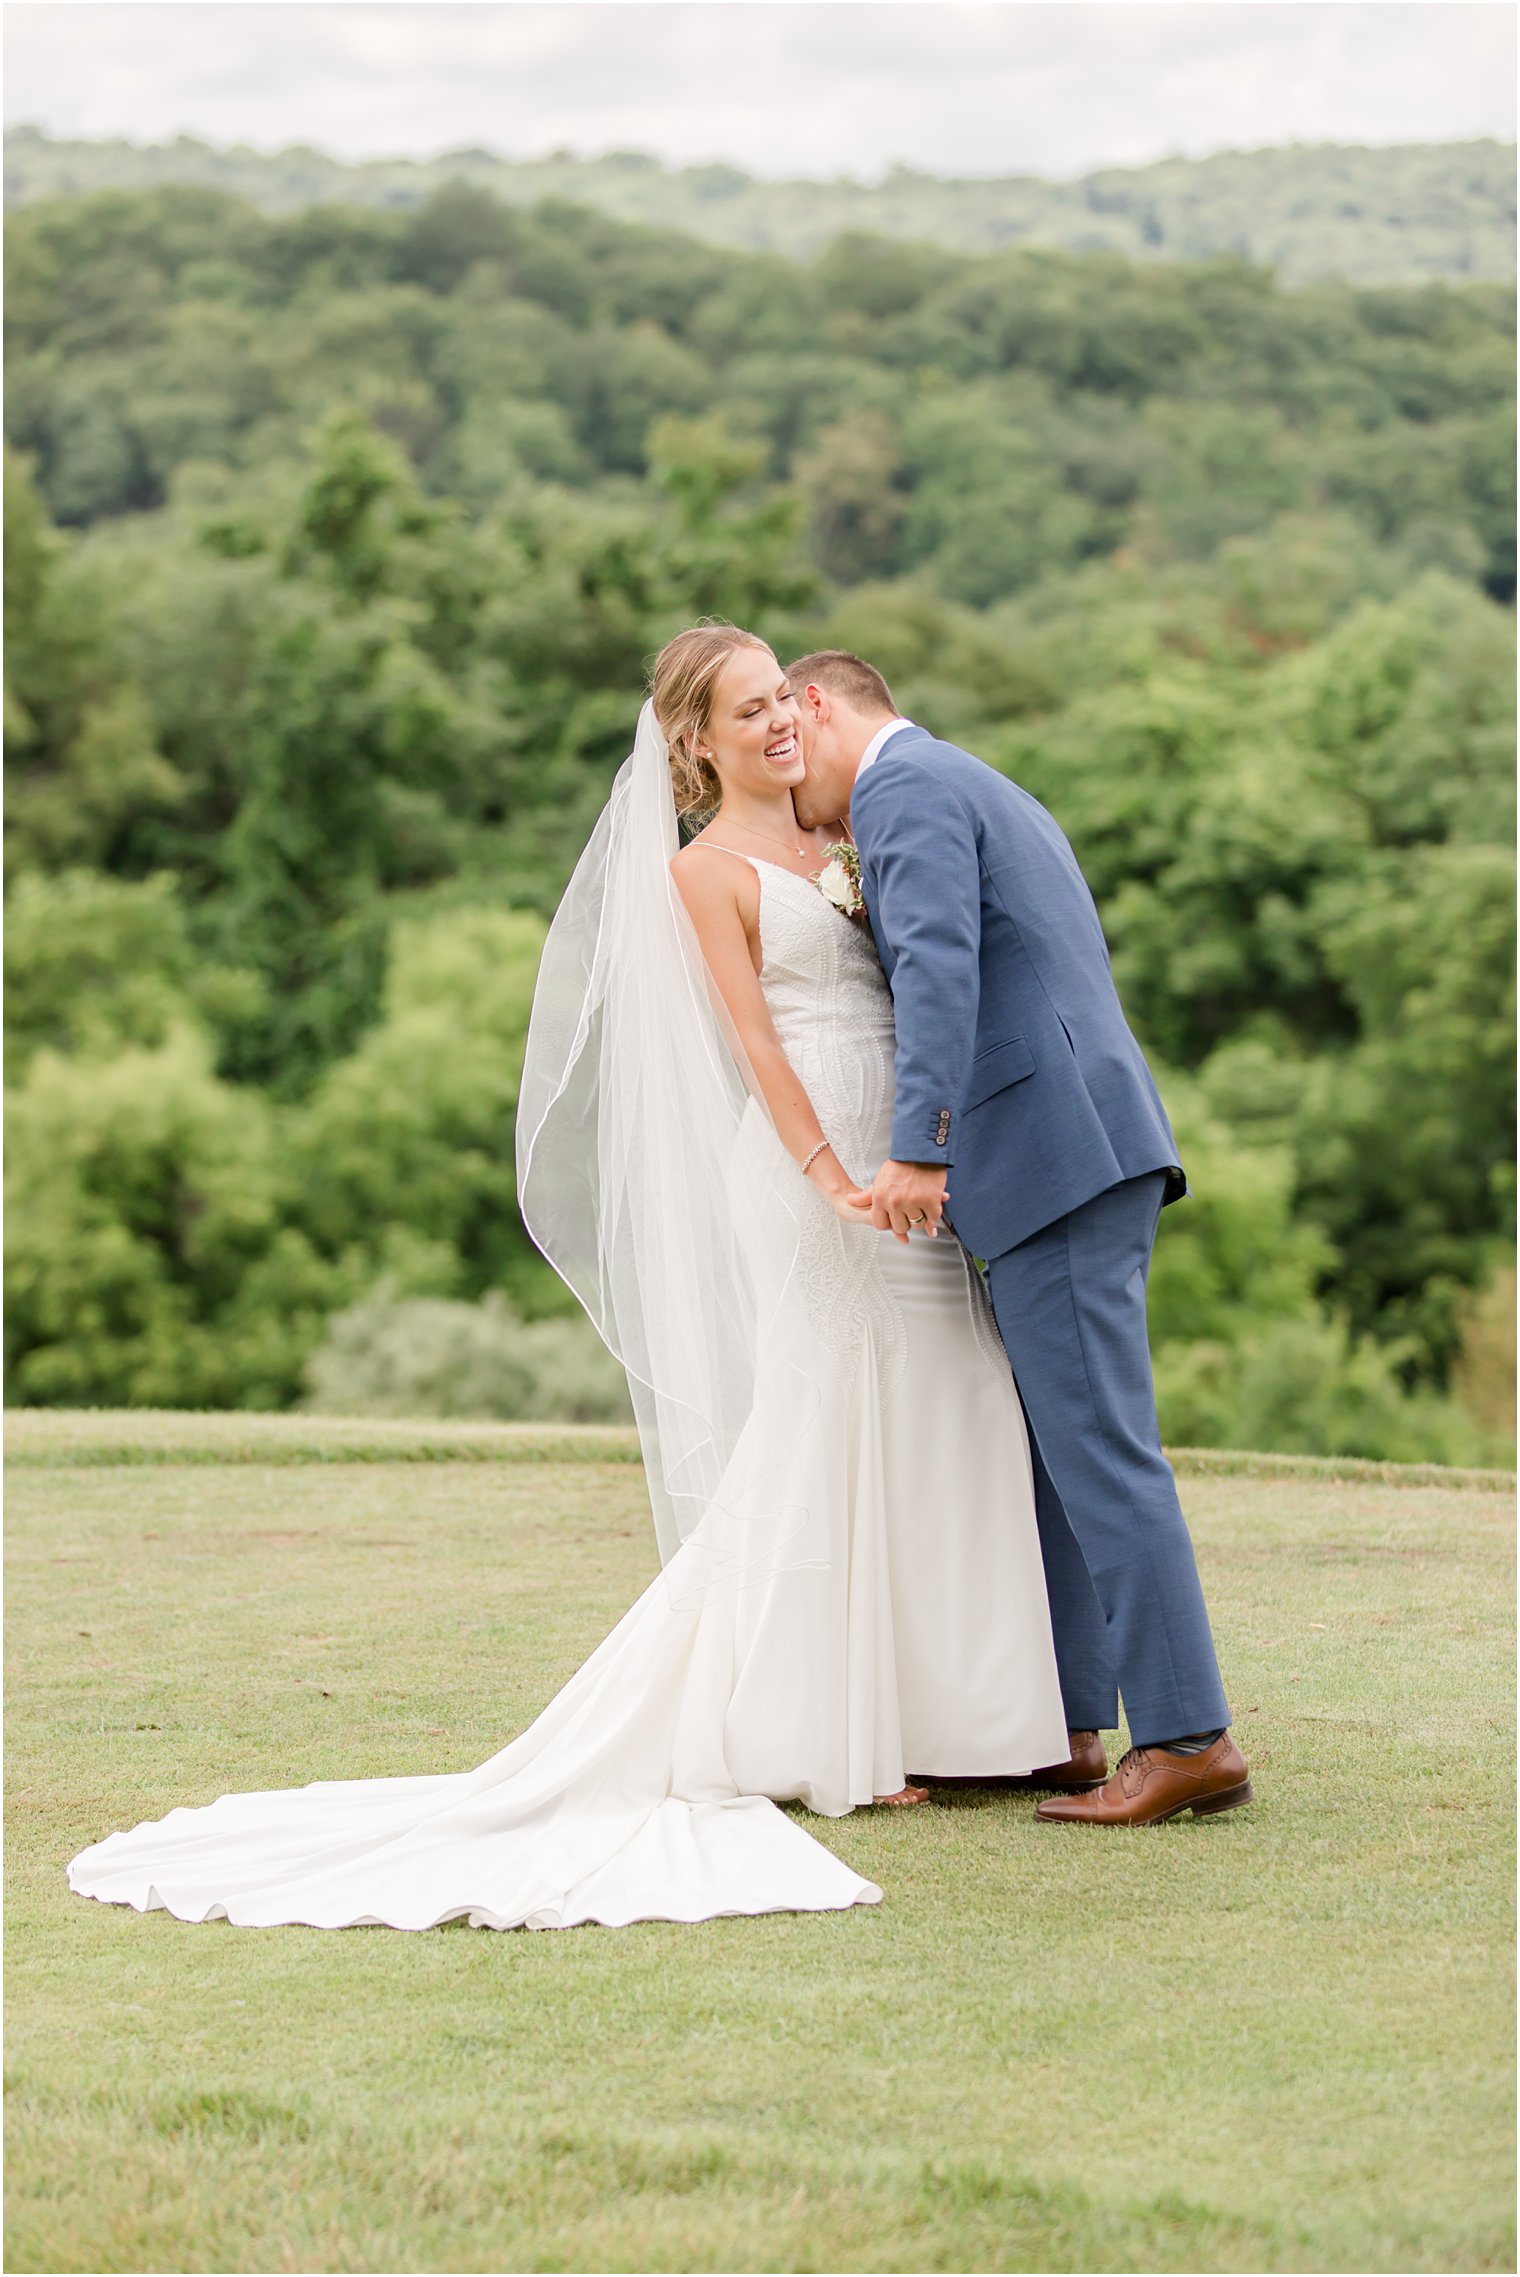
[962, 1034, 1037, 1110]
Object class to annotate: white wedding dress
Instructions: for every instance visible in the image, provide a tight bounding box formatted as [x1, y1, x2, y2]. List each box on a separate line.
[67, 853, 1069, 1932]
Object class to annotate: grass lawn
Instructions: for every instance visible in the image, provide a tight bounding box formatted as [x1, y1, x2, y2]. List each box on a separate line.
[6, 1415, 1514, 2274]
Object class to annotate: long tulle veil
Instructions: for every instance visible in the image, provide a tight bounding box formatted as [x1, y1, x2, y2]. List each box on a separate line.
[516, 700, 831, 1604]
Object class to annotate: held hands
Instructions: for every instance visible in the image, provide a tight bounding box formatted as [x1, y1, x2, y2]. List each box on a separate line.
[804, 1144, 948, 1237]
[869, 1160, 949, 1244]
[802, 1142, 876, 1227]
[827, 1184, 877, 1228]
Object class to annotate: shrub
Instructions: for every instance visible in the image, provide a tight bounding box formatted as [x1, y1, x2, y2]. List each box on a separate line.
[1155, 1315, 1498, 1466]
[298, 1281, 632, 1423]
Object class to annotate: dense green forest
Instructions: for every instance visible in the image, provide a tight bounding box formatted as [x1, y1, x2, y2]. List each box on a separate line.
[6, 128, 1515, 285]
[4, 178, 1515, 1460]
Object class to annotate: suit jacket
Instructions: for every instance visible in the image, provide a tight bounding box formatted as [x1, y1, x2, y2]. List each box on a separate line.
[850, 725, 1185, 1259]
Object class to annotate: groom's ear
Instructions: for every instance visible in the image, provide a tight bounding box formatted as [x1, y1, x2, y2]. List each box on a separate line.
[795, 680, 829, 726]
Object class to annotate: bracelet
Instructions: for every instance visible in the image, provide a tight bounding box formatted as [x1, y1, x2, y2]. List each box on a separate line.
[800, 1138, 831, 1176]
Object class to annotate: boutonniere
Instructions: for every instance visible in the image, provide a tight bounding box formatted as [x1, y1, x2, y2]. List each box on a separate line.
[814, 841, 868, 923]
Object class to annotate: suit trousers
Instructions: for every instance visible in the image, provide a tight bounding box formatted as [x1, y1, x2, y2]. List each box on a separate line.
[983, 1172, 1231, 1750]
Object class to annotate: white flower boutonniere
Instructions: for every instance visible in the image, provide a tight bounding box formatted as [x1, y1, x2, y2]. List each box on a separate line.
[815, 842, 867, 923]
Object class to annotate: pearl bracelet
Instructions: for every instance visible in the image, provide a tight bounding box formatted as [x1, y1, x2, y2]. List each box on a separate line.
[800, 1138, 831, 1176]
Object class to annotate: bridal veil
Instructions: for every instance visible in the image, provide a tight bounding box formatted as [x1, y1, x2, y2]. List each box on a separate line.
[516, 699, 835, 1606]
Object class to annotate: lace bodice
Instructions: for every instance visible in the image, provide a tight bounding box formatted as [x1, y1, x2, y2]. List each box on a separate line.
[718, 852, 1009, 1393]
[744, 857, 898, 1188]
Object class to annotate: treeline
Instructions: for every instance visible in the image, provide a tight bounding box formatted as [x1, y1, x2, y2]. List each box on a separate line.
[6, 128, 1516, 286]
[4, 182, 1515, 1460]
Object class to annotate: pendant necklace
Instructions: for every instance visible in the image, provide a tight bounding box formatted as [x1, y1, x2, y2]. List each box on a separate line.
[722, 814, 812, 860]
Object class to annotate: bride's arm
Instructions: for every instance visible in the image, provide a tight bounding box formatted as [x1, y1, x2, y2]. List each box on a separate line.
[671, 848, 872, 1224]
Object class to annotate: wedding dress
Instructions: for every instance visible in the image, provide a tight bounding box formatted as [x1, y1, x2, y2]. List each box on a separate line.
[68, 752, 1069, 1934]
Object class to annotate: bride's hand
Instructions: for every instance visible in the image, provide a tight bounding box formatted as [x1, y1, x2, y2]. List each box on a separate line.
[802, 1142, 873, 1225]
[826, 1183, 876, 1227]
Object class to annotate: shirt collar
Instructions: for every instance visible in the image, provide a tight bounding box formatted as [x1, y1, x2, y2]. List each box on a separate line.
[855, 716, 916, 780]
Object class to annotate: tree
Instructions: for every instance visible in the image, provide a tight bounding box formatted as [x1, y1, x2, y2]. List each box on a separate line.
[5, 1026, 348, 1408]
[286, 906, 553, 1308]
[2, 867, 264, 1083]
[3, 446, 186, 872]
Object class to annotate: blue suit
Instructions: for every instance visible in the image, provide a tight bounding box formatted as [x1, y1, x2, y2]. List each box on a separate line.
[851, 726, 1230, 1748]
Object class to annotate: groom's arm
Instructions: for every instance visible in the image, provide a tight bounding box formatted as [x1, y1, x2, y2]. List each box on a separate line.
[853, 756, 982, 1172]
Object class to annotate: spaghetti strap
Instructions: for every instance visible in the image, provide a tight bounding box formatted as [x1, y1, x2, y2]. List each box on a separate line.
[682, 841, 762, 872]
[680, 842, 822, 884]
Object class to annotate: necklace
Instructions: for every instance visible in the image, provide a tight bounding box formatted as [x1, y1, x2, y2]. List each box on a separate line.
[721, 814, 812, 859]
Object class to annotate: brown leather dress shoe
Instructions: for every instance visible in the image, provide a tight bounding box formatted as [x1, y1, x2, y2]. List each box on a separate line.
[1008, 1730, 1109, 1793]
[1035, 1731, 1253, 1825]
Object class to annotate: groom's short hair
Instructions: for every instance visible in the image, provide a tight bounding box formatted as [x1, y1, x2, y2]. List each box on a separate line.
[782, 649, 897, 716]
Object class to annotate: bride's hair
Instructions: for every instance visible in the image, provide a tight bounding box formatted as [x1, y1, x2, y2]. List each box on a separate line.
[650, 621, 770, 819]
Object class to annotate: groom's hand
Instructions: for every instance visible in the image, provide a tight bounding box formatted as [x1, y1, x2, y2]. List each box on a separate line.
[871, 1161, 949, 1244]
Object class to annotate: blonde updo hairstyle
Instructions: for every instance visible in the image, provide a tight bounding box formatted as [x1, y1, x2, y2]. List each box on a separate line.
[650, 621, 771, 823]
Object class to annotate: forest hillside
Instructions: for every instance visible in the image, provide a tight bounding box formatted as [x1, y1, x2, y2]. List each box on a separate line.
[4, 175, 1514, 1460]
[5, 128, 1515, 284]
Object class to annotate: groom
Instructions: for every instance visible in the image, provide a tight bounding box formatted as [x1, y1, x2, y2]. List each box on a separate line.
[786, 649, 1251, 1826]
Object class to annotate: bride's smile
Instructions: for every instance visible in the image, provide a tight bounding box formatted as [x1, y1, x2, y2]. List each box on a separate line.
[690, 650, 806, 802]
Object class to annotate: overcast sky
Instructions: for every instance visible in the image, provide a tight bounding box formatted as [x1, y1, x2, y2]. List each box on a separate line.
[5, 2, 1515, 182]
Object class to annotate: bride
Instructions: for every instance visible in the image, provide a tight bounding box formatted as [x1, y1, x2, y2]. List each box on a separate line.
[66, 623, 1070, 1933]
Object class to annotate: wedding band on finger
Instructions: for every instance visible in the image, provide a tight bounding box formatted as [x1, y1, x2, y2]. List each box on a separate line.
[907, 1211, 928, 1225]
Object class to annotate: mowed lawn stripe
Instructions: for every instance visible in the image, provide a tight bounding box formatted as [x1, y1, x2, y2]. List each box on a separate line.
[6, 1434, 1514, 2274]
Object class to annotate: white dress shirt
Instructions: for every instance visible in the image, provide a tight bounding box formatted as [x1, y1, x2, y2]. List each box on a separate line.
[854, 717, 917, 781]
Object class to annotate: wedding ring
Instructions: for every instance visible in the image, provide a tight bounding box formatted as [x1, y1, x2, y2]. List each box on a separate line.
[907, 1211, 928, 1225]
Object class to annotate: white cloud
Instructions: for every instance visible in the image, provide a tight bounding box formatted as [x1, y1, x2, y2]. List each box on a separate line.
[4, 2, 1514, 181]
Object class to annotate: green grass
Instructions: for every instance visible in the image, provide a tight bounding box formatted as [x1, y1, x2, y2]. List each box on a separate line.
[7, 1407, 1512, 1489]
[6, 1414, 1515, 2273]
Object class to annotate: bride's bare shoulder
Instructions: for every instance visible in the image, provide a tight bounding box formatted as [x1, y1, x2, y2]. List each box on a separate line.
[670, 834, 757, 918]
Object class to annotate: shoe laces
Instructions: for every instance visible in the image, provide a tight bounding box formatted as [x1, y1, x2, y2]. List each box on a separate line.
[1115, 1746, 1153, 1797]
